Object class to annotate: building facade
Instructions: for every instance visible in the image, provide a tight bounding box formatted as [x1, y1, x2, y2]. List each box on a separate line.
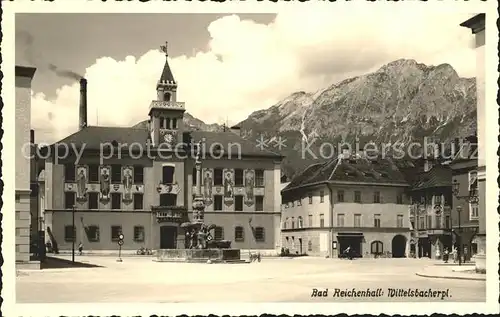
[41, 44, 283, 254]
[281, 153, 411, 258]
[460, 13, 486, 270]
[408, 160, 453, 259]
[449, 137, 478, 262]
[15, 66, 37, 267]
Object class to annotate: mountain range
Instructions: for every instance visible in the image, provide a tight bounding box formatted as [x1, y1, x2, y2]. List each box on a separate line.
[136, 59, 477, 179]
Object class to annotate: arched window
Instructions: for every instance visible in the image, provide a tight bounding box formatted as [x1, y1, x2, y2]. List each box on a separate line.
[291, 217, 295, 229]
[172, 118, 177, 129]
[371, 240, 383, 255]
[234, 226, 244, 242]
[164, 92, 171, 101]
[166, 117, 171, 129]
[297, 216, 304, 228]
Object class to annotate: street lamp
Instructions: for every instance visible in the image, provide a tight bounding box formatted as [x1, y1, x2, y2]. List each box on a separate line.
[72, 204, 76, 263]
[410, 200, 424, 258]
[451, 179, 479, 266]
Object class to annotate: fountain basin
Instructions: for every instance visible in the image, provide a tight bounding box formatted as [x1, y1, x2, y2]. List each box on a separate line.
[155, 248, 245, 263]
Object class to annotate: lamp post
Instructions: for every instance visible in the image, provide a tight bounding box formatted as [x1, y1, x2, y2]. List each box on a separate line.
[410, 200, 423, 258]
[72, 204, 76, 263]
[451, 179, 479, 266]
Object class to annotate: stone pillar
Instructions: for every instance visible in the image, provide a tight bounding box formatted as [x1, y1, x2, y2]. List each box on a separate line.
[430, 241, 436, 259]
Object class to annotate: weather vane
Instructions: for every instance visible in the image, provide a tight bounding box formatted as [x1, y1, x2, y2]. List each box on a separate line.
[160, 41, 168, 56]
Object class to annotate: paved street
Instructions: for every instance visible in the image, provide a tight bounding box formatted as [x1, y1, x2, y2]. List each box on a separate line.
[17, 257, 485, 303]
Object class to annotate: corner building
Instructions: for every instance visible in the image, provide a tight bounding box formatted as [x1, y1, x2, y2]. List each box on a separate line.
[42, 45, 283, 254]
[15, 66, 37, 268]
[281, 152, 411, 258]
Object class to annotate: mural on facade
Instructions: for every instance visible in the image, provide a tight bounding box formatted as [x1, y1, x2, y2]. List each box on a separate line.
[100, 166, 111, 202]
[76, 166, 88, 201]
[122, 166, 133, 202]
[223, 169, 234, 206]
[203, 168, 213, 206]
[244, 169, 255, 206]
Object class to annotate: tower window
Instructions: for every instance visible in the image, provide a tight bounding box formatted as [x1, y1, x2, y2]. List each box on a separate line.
[159, 117, 165, 129]
[166, 118, 171, 129]
[172, 118, 177, 129]
[164, 92, 171, 101]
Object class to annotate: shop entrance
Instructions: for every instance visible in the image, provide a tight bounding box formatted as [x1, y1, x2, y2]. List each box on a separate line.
[337, 233, 363, 258]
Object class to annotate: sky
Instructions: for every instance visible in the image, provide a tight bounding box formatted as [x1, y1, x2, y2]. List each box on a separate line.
[16, 11, 477, 145]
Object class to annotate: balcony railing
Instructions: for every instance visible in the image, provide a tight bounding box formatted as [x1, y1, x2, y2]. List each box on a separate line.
[151, 205, 188, 223]
[150, 100, 185, 110]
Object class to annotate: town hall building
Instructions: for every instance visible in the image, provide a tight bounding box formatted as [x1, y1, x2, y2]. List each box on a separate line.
[38, 43, 283, 254]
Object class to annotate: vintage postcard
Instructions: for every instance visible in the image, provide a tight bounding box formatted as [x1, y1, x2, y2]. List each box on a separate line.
[1, 0, 498, 316]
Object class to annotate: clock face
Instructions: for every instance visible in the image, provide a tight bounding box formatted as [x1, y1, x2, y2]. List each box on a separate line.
[164, 133, 173, 143]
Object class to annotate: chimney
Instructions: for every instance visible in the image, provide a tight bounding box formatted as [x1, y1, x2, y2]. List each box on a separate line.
[79, 78, 88, 130]
[230, 125, 241, 137]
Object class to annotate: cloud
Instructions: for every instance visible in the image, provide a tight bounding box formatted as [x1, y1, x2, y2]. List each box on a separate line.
[30, 11, 476, 144]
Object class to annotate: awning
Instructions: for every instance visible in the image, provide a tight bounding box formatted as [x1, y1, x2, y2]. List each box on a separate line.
[337, 232, 364, 238]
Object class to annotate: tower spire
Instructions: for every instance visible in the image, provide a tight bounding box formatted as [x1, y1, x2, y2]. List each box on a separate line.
[158, 40, 176, 86]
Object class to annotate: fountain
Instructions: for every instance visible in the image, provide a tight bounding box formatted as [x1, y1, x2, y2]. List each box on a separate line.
[155, 141, 243, 263]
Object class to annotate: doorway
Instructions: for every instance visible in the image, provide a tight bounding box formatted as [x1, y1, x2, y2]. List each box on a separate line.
[160, 226, 177, 249]
[392, 235, 407, 258]
[418, 237, 431, 258]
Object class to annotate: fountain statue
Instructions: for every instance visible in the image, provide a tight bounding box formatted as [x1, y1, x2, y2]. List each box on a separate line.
[181, 141, 232, 249]
[155, 139, 240, 263]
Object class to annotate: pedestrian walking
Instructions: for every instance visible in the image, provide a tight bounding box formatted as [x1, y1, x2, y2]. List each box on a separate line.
[344, 246, 352, 260]
[78, 242, 83, 255]
[443, 248, 449, 263]
[451, 247, 457, 263]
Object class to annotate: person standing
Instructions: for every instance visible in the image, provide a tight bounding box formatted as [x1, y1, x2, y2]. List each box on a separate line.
[443, 248, 449, 263]
[78, 242, 83, 255]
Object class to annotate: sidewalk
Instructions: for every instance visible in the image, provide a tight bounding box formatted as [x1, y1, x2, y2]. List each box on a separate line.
[416, 264, 486, 281]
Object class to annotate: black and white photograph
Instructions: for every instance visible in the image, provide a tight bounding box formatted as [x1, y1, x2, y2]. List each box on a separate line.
[2, 1, 498, 316]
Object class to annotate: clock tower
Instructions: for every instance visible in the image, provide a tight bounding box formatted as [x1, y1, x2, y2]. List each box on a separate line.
[148, 41, 186, 148]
